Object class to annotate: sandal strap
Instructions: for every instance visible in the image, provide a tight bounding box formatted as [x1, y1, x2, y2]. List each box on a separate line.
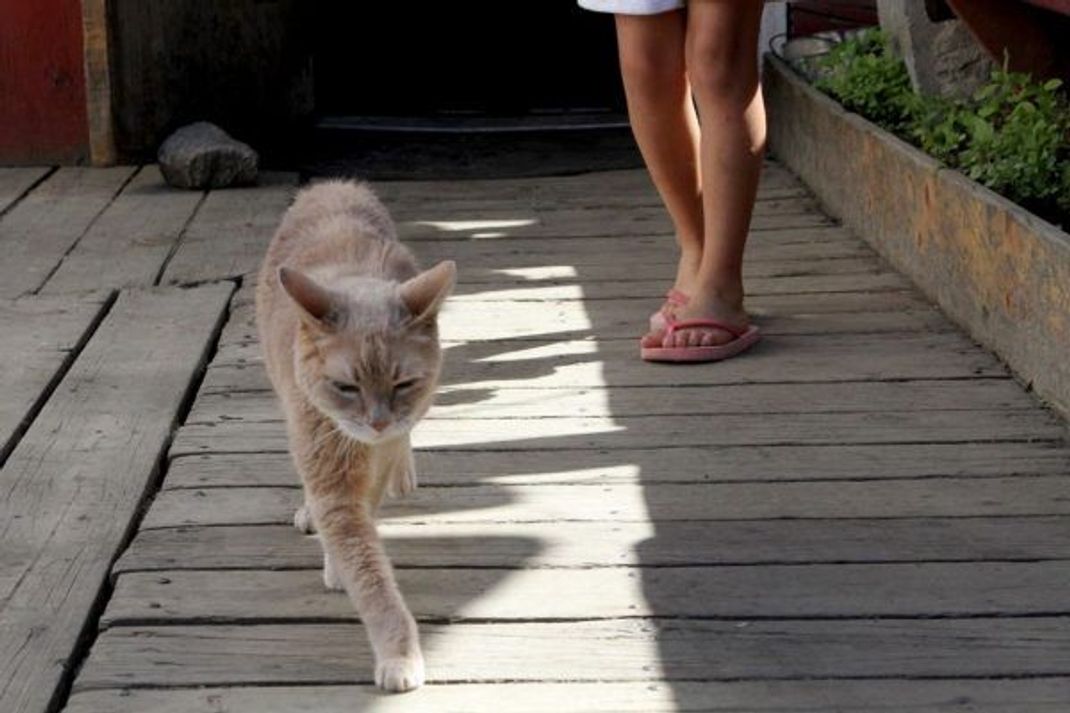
[664, 317, 748, 339]
[664, 289, 690, 306]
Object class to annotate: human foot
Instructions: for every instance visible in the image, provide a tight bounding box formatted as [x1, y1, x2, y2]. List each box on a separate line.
[640, 288, 759, 362]
[641, 316, 760, 362]
[649, 288, 690, 334]
[649, 249, 702, 331]
[640, 301, 759, 363]
[643, 288, 748, 347]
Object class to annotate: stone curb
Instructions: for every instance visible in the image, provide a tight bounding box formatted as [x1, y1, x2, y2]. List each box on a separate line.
[765, 54, 1070, 418]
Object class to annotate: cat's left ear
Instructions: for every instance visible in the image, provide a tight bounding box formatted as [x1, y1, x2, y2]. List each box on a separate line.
[400, 260, 456, 323]
[278, 266, 341, 328]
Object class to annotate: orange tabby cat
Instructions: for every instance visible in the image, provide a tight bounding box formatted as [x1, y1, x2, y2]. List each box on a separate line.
[255, 179, 455, 692]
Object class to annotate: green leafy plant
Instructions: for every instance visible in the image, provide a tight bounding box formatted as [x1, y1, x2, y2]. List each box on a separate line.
[956, 73, 1067, 208]
[814, 30, 919, 133]
[808, 29, 1070, 224]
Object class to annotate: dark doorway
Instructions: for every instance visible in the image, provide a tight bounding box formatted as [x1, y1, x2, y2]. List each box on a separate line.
[313, 3, 626, 120]
[303, 3, 640, 180]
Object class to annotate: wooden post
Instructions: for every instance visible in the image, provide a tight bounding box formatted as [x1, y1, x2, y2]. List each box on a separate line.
[81, 0, 117, 166]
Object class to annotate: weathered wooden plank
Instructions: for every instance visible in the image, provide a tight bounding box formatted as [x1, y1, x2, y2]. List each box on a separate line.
[388, 192, 818, 217]
[407, 231, 870, 266]
[371, 166, 803, 202]
[0, 284, 232, 713]
[73, 618, 1070, 688]
[42, 166, 204, 294]
[223, 286, 939, 347]
[233, 254, 905, 293]
[0, 167, 51, 215]
[101, 560, 1070, 625]
[380, 183, 813, 219]
[139, 476, 1070, 529]
[215, 292, 951, 353]
[0, 294, 110, 462]
[396, 207, 831, 241]
[62, 679, 1070, 713]
[164, 442, 1070, 489]
[0, 167, 136, 298]
[114, 517, 1070, 572]
[161, 172, 298, 285]
[380, 184, 814, 218]
[445, 271, 912, 301]
[168, 409, 1062, 458]
[186, 379, 1039, 424]
[199, 333, 1009, 395]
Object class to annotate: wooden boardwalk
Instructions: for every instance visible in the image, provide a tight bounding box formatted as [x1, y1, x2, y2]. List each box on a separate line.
[1, 163, 1068, 712]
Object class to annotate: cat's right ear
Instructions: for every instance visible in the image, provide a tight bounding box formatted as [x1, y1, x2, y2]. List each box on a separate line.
[278, 267, 338, 328]
[400, 260, 456, 324]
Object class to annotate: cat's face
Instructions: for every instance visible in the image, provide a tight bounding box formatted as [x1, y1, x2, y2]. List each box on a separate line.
[280, 262, 455, 444]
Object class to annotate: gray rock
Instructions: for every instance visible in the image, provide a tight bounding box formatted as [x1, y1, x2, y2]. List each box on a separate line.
[878, 0, 993, 99]
[157, 122, 259, 189]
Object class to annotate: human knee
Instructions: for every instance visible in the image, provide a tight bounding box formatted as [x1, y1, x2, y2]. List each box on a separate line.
[686, 38, 758, 105]
[619, 44, 681, 93]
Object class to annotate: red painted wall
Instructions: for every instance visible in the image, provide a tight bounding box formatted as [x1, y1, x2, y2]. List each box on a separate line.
[0, 0, 88, 164]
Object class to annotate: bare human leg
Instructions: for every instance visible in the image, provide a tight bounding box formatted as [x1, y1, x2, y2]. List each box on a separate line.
[614, 11, 705, 321]
[663, 0, 766, 349]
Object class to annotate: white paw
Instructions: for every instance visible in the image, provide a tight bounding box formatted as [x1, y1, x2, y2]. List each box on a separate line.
[322, 551, 344, 591]
[293, 504, 315, 534]
[375, 654, 425, 692]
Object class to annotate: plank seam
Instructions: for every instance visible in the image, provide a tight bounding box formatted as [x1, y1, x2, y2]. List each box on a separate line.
[161, 472, 1070, 491]
[441, 287, 914, 302]
[30, 166, 141, 297]
[193, 376, 1022, 399]
[61, 675, 1070, 696]
[401, 226, 841, 242]
[46, 280, 238, 713]
[112, 557, 1070, 574]
[68, 672, 1070, 693]
[152, 188, 211, 287]
[98, 612, 1070, 629]
[0, 166, 58, 220]
[182, 405, 1044, 426]
[0, 290, 118, 468]
[166, 438, 1067, 459]
[134, 511, 1070, 531]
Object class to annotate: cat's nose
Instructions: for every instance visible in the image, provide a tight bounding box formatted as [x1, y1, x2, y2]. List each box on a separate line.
[371, 418, 391, 432]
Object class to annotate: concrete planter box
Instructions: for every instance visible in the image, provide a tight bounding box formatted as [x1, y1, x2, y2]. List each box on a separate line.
[764, 54, 1070, 417]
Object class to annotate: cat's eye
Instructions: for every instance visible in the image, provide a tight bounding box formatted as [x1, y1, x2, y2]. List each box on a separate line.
[394, 378, 420, 392]
[329, 380, 359, 396]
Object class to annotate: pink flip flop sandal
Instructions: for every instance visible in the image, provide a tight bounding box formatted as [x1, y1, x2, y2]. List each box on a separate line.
[640, 316, 761, 363]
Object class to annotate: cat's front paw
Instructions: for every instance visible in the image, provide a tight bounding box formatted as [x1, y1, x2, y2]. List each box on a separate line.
[386, 462, 417, 498]
[293, 504, 315, 534]
[375, 653, 425, 693]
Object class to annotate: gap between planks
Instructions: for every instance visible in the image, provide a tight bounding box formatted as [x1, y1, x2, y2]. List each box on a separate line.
[70, 618, 1070, 690]
[98, 560, 1070, 626]
[0, 284, 234, 713]
[137, 474, 1070, 530]
[0, 291, 115, 465]
[59, 679, 1070, 713]
[162, 442, 1070, 489]
[112, 517, 1070, 573]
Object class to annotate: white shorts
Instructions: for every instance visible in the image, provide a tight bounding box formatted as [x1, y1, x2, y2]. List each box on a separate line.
[578, 0, 685, 15]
